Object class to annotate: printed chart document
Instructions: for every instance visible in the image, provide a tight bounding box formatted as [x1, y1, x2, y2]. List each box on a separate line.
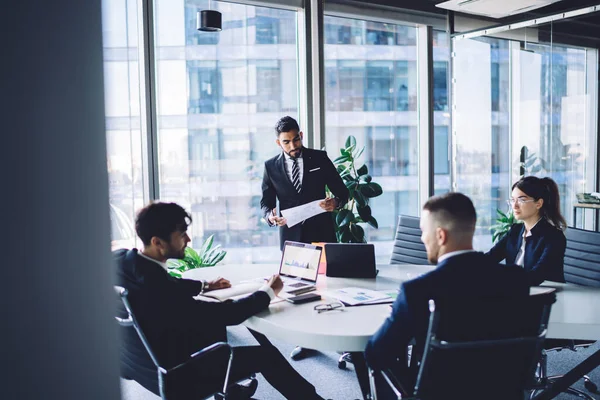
[323, 287, 394, 306]
[281, 199, 326, 227]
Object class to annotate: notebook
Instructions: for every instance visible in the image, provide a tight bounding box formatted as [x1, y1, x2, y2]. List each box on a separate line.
[278, 241, 322, 295]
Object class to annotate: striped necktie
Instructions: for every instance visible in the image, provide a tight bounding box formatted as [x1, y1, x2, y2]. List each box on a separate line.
[291, 158, 302, 193]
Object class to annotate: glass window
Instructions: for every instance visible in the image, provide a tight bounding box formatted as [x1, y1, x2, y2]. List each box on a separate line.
[155, 1, 298, 263]
[433, 30, 451, 195]
[324, 15, 419, 259]
[452, 37, 511, 250]
[453, 31, 595, 247]
[102, 0, 145, 251]
[513, 40, 592, 227]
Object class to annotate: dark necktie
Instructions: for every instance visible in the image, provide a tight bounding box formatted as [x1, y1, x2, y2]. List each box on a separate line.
[291, 158, 302, 193]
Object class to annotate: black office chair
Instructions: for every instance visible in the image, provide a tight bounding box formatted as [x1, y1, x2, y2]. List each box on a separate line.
[115, 286, 257, 400]
[534, 227, 600, 399]
[390, 215, 428, 265]
[368, 292, 556, 400]
[338, 215, 428, 369]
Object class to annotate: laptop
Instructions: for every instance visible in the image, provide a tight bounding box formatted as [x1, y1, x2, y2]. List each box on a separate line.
[278, 241, 322, 295]
[324, 243, 377, 278]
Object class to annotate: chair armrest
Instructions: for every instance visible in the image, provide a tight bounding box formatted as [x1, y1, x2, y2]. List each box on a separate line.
[169, 342, 232, 373]
[169, 342, 234, 395]
[115, 315, 133, 327]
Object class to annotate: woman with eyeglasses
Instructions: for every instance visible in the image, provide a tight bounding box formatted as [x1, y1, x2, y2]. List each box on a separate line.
[486, 176, 567, 285]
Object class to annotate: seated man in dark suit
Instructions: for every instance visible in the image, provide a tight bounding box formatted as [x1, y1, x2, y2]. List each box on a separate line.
[364, 192, 531, 398]
[115, 201, 326, 400]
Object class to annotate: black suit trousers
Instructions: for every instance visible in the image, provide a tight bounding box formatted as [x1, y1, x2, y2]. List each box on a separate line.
[166, 342, 321, 400]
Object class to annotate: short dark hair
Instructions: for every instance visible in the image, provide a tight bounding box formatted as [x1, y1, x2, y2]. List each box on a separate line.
[423, 192, 477, 235]
[135, 202, 192, 246]
[512, 176, 566, 230]
[275, 116, 300, 136]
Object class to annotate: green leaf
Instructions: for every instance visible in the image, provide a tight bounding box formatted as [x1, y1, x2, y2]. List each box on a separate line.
[357, 205, 372, 221]
[345, 135, 357, 149]
[345, 180, 358, 190]
[201, 235, 214, 255]
[349, 223, 365, 243]
[353, 147, 364, 161]
[357, 164, 368, 176]
[359, 174, 372, 183]
[336, 209, 351, 226]
[340, 227, 353, 243]
[360, 182, 383, 198]
[367, 216, 379, 229]
[354, 190, 367, 208]
[339, 211, 355, 227]
[334, 155, 350, 164]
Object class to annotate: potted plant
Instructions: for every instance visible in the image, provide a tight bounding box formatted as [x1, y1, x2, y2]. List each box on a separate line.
[167, 234, 227, 278]
[329, 136, 383, 243]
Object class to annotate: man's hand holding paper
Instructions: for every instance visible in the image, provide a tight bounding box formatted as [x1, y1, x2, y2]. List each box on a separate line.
[281, 199, 328, 227]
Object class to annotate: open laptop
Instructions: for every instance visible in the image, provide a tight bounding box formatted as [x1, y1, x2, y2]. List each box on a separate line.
[278, 241, 322, 295]
[324, 243, 377, 278]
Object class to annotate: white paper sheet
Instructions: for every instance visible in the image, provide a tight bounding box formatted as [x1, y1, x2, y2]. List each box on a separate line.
[322, 287, 393, 306]
[281, 199, 326, 227]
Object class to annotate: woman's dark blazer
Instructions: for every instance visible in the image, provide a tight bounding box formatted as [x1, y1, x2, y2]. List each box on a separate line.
[486, 217, 566, 285]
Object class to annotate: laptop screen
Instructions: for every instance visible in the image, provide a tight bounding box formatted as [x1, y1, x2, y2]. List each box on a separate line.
[279, 241, 322, 282]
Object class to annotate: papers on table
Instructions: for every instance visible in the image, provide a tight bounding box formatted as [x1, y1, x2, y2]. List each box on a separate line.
[281, 199, 327, 228]
[323, 287, 396, 306]
[195, 282, 262, 302]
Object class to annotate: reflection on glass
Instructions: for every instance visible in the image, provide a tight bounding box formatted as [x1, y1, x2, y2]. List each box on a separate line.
[154, 1, 298, 263]
[453, 29, 595, 247]
[102, 0, 144, 251]
[453, 37, 510, 250]
[324, 16, 427, 260]
[513, 39, 590, 228]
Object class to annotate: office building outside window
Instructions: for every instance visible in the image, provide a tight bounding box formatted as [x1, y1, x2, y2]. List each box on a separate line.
[102, 0, 145, 251]
[154, 0, 299, 263]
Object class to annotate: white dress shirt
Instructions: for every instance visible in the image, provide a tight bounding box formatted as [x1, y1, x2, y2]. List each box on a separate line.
[284, 152, 303, 184]
[437, 249, 477, 264]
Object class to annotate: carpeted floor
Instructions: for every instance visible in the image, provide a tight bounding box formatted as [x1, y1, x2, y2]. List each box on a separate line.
[120, 325, 600, 399]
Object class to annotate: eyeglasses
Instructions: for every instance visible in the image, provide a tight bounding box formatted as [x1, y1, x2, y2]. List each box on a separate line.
[314, 302, 345, 314]
[507, 197, 536, 206]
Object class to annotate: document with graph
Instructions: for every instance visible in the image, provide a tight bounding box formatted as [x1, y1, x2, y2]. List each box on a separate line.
[323, 287, 394, 306]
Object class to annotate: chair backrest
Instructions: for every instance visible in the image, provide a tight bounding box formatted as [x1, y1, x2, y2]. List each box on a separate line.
[115, 286, 163, 370]
[115, 286, 164, 396]
[114, 286, 236, 400]
[414, 292, 556, 400]
[564, 227, 600, 287]
[390, 215, 429, 265]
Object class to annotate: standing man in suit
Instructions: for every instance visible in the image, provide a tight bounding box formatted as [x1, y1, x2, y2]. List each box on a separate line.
[261, 116, 349, 250]
[364, 193, 531, 398]
[260, 116, 349, 360]
[115, 202, 327, 400]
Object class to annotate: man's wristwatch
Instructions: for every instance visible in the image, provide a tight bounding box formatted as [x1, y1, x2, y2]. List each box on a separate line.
[201, 280, 209, 293]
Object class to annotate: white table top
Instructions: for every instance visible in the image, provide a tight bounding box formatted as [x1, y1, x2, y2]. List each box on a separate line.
[184, 264, 600, 352]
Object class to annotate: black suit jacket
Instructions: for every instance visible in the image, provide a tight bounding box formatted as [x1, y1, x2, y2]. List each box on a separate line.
[364, 252, 530, 382]
[486, 218, 566, 285]
[115, 249, 270, 388]
[260, 147, 349, 249]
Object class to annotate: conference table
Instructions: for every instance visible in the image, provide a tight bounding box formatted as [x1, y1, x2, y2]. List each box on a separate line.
[185, 263, 600, 399]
